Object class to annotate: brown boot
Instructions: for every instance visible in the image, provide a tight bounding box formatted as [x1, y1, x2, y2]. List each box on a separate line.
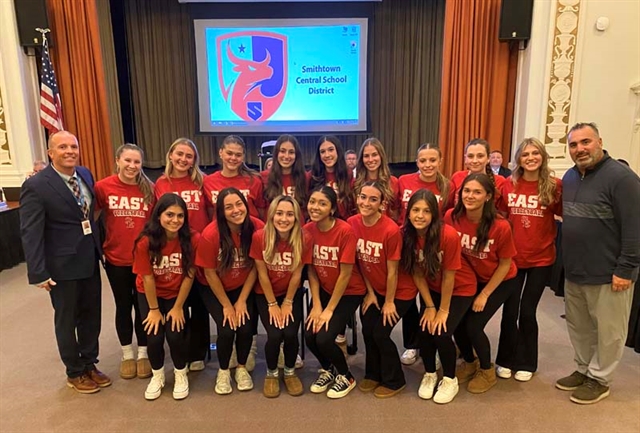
[373, 384, 406, 398]
[455, 359, 479, 384]
[358, 378, 380, 393]
[283, 373, 304, 396]
[67, 375, 100, 394]
[263, 376, 280, 398]
[137, 358, 152, 379]
[468, 365, 497, 394]
[120, 359, 137, 379]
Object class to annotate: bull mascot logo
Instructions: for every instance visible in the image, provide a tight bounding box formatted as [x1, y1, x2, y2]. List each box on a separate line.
[217, 31, 288, 122]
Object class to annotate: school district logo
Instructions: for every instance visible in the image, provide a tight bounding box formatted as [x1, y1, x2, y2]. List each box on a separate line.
[217, 31, 288, 122]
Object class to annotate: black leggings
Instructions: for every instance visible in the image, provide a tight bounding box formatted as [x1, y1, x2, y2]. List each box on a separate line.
[402, 298, 421, 350]
[305, 289, 363, 375]
[137, 293, 188, 371]
[360, 293, 414, 390]
[497, 266, 552, 372]
[420, 291, 474, 378]
[104, 262, 146, 347]
[187, 280, 211, 362]
[199, 285, 255, 370]
[256, 290, 303, 370]
[454, 277, 520, 370]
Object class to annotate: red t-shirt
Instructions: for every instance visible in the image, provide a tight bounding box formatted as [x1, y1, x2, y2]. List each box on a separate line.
[444, 209, 517, 283]
[133, 235, 197, 299]
[348, 214, 415, 300]
[154, 175, 210, 233]
[249, 229, 313, 296]
[95, 174, 154, 266]
[203, 171, 265, 219]
[321, 171, 355, 219]
[450, 170, 506, 207]
[499, 177, 562, 268]
[304, 219, 366, 296]
[397, 172, 456, 224]
[195, 216, 264, 290]
[261, 171, 310, 220]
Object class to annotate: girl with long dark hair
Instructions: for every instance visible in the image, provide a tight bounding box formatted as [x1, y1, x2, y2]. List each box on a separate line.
[444, 173, 519, 394]
[353, 137, 399, 219]
[305, 186, 366, 399]
[309, 136, 355, 218]
[195, 187, 264, 395]
[95, 143, 155, 380]
[133, 193, 196, 400]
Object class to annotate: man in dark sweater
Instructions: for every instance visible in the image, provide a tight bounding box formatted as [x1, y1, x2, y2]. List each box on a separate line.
[556, 122, 640, 404]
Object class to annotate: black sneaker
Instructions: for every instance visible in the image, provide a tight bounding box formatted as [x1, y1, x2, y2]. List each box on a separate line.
[570, 378, 610, 404]
[326, 374, 356, 399]
[309, 369, 335, 394]
[556, 371, 588, 391]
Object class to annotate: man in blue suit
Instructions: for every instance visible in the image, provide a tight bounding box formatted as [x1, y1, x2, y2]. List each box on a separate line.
[20, 131, 111, 394]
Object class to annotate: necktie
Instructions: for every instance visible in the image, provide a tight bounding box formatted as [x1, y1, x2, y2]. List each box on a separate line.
[68, 176, 89, 219]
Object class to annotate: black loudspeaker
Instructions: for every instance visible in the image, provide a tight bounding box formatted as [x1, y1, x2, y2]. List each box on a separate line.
[13, 0, 51, 47]
[498, 0, 534, 41]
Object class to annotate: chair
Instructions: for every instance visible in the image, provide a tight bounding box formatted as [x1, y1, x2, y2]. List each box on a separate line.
[259, 140, 276, 171]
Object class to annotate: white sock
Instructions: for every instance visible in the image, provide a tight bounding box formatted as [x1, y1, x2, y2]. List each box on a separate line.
[138, 346, 148, 360]
[122, 344, 135, 360]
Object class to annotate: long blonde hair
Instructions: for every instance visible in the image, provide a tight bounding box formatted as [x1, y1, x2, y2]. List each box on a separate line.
[511, 137, 558, 207]
[262, 196, 304, 270]
[115, 143, 154, 205]
[354, 138, 395, 211]
[164, 138, 205, 187]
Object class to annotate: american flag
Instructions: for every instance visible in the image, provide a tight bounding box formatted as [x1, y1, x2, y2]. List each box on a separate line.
[39, 39, 64, 133]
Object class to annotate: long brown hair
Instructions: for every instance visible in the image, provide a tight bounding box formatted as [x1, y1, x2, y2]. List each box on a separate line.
[465, 138, 496, 188]
[115, 143, 154, 205]
[452, 173, 497, 252]
[264, 135, 307, 208]
[354, 137, 395, 212]
[401, 189, 442, 279]
[416, 143, 449, 204]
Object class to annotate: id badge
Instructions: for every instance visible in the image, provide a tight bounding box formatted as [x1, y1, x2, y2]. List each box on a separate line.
[82, 219, 92, 235]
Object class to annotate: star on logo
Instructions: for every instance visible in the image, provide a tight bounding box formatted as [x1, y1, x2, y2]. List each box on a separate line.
[238, 44, 246, 53]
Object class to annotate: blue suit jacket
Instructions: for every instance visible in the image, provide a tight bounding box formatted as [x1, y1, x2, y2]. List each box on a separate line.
[20, 164, 102, 284]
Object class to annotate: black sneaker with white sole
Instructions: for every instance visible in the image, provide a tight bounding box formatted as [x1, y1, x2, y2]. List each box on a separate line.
[327, 374, 356, 399]
[310, 369, 335, 394]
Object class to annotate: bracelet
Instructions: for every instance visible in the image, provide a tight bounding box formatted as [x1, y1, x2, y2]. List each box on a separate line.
[425, 305, 436, 309]
[149, 307, 159, 311]
[267, 301, 278, 307]
[283, 298, 293, 305]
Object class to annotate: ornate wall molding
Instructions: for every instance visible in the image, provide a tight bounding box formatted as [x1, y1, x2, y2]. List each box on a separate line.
[545, 0, 581, 159]
[0, 84, 10, 166]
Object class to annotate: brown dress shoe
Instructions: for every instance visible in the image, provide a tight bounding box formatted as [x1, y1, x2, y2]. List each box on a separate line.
[263, 376, 280, 398]
[67, 375, 100, 394]
[137, 358, 152, 379]
[283, 374, 304, 396]
[87, 368, 112, 387]
[120, 359, 137, 379]
[358, 378, 380, 393]
[373, 384, 406, 398]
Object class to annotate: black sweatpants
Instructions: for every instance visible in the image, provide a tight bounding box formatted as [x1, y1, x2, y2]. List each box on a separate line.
[187, 280, 211, 362]
[104, 261, 146, 347]
[402, 297, 421, 350]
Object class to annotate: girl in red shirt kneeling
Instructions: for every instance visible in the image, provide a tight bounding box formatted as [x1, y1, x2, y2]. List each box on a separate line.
[133, 193, 196, 401]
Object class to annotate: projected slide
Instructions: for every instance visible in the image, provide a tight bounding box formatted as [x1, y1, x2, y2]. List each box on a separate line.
[194, 19, 368, 134]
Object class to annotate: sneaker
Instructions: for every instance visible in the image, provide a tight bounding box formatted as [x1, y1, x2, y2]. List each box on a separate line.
[277, 346, 285, 369]
[418, 372, 438, 400]
[327, 374, 356, 399]
[215, 369, 233, 395]
[335, 334, 347, 344]
[570, 378, 610, 404]
[263, 376, 280, 398]
[514, 371, 533, 382]
[144, 368, 165, 400]
[435, 351, 442, 371]
[173, 367, 189, 400]
[400, 349, 418, 365]
[434, 377, 459, 404]
[189, 360, 205, 372]
[229, 345, 238, 369]
[556, 371, 588, 391]
[467, 366, 497, 394]
[295, 354, 304, 369]
[235, 366, 254, 391]
[120, 358, 137, 379]
[310, 369, 335, 394]
[496, 365, 512, 379]
[283, 373, 304, 396]
[455, 359, 479, 384]
[137, 357, 152, 379]
[246, 337, 258, 372]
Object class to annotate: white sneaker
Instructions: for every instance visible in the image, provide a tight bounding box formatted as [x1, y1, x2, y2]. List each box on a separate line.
[514, 371, 533, 382]
[144, 368, 165, 400]
[418, 372, 438, 400]
[400, 349, 418, 366]
[189, 360, 205, 372]
[173, 367, 189, 400]
[246, 336, 258, 372]
[435, 351, 442, 371]
[295, 354, 304, 369]
[235, 366, 254, 391]
[310, 369, 335, 393]
[327, 374, 356, 399]
[496, 365, 512, 379]
[229, 345, 238, 369]
[433, 376, 459, 404]
[277, 344, 285, 369]
[215, 369, 233, 395]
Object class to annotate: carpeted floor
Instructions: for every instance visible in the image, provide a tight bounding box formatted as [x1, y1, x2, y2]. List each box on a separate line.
[0, 263, 638, 433]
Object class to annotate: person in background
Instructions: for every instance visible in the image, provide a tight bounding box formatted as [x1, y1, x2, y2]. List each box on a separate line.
[20, 131, 110, 394]
[133, 193, 196, 400]
[264, 157, 273, 171]
[556, 122, 640, 404]
[489, 150, 512, 177]
[27, 160, 48, 178]
[154, 138, 210, 373]
[345, 149, 357, 177]
[95, 143, 155, 380]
